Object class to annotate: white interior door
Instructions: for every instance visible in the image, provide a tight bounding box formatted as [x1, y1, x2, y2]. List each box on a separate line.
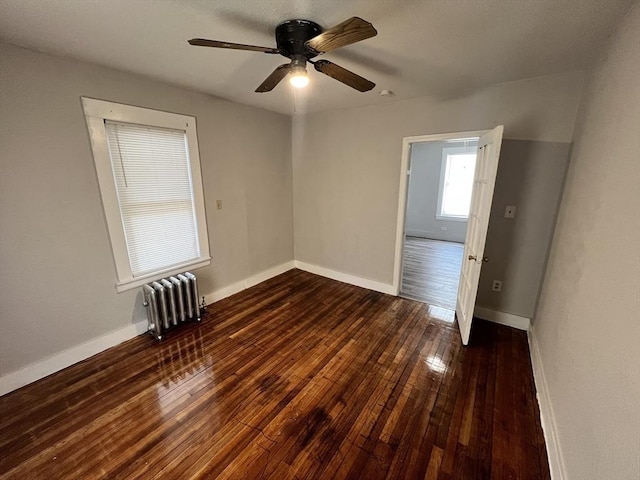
[456, 125, 504, 345]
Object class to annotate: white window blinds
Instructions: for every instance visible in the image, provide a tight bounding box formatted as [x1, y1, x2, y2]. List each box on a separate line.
[105, 121, 201, 277]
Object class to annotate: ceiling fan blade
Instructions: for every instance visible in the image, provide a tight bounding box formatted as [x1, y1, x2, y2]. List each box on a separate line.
[305, 17, 377, 54]
[313, 60, 375, 92]
[255, 64, 291, 92]
[188, 38, 278, 54]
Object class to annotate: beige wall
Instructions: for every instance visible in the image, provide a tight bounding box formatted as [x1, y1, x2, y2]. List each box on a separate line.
[533, 4, 640, 479]
[0, 43, 293, 375]
[477, 139, 571, 319]
[293, 71, 584, 289]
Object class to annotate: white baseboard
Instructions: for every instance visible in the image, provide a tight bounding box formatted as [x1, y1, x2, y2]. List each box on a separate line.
[294, 260, 396, 295]
[474, 306, 530, 331]
[203, 260, 295, 305]
[405, 229, 435, 238]
[0, 260, 296, 397]
[528, 328, 567, 480]
[204, 280, 247, 305]
[0, 320, 148, 397]
[245, 261, 296, 288]
[405, 230, 466, 243]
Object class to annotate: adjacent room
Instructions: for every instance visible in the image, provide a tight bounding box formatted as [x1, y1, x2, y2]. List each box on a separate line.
[400, 138, 478, 309]
[1, 1, 638, 479]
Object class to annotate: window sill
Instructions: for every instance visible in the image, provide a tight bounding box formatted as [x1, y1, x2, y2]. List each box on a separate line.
[115, 258, 211, 293]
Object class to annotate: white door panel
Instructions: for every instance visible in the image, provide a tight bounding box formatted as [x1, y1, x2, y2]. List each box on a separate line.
[456, 126, 504, 345]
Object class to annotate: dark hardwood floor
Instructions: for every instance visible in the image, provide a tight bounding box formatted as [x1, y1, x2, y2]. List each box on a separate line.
[0, 269, 549, 479]
[401, 237, 464, 310]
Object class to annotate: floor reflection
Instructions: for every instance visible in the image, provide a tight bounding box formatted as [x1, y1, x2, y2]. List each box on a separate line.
[425, 355, 448, 374]
[426, 304, 456, 324]
[154, 328, 215, 417]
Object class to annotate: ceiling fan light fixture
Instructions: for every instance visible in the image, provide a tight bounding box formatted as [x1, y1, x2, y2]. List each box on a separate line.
[289, 66, 309, 88]
[189, 17, 377, 93]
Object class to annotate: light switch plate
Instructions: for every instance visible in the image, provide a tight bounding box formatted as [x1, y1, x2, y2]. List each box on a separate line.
[504, 205, 516, 218]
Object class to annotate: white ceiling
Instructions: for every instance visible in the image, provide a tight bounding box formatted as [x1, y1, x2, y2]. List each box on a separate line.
[0, 0, 633, 116]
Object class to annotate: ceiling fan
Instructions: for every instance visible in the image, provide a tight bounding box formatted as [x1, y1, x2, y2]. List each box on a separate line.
[188, 17, 377, 93]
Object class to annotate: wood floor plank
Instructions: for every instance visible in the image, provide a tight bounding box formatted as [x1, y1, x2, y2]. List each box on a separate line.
[400, 237, 464, 310]
[0, 269, 550, 479]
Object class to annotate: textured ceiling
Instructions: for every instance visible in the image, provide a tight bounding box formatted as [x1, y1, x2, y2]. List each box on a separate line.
[0, 0, 633, 115]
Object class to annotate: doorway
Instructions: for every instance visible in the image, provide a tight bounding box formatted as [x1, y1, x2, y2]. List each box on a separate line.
[398, 137, 479, 309]
[392, 127, 504, 344]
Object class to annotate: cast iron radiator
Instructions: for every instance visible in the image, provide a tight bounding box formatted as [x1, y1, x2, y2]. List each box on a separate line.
[142, 272, 201, 341]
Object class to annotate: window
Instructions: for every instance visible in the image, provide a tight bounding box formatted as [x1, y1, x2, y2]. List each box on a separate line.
[82, 98, 210, 292]
[436, 147, 477, 220]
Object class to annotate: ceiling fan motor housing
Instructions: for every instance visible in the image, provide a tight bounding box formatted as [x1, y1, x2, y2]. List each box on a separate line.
[275, 19, 323, 59]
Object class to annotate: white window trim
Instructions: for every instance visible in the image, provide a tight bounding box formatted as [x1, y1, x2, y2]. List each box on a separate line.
[82, 97, 211, 293]
[436, 146, 477, 222]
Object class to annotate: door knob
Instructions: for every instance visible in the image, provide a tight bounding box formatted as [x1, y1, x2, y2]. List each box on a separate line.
[483, 256, 489, 263]
[468, 255, 477, 261]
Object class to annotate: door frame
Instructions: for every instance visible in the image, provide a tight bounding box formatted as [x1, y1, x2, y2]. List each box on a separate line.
[392, 129, 490, 295]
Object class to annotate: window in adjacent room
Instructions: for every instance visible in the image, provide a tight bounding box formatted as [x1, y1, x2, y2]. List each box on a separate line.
[82, 98, 210, 292]
[436, 147, 478, 221]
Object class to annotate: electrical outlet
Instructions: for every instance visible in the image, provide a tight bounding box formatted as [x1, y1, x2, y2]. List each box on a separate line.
[492, 280, 503, 292]
[216, 200, 222, 210]
[504, 205, 516, 218]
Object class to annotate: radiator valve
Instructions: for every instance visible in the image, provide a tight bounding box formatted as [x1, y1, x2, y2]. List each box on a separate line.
[200, 296, 207, 315]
